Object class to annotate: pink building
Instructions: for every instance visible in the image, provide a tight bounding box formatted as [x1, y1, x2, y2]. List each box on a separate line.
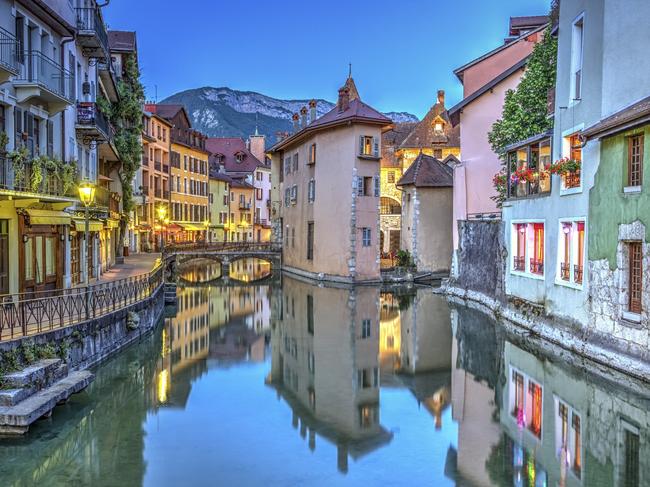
[448, 16, 547, 248]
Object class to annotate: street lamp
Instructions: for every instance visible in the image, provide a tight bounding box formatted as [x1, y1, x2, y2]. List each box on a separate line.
[78, 181, 96, 288]
[157, 204, 167, 253]
[204, 219, 210, 248]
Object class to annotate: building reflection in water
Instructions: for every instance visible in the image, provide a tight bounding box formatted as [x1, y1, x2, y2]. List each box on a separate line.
[177, 259, 222, 283]
[448, 303, 650, 487]
[229, 258, 272, 282]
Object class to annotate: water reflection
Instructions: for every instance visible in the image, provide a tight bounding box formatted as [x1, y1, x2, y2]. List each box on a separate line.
[229, 258, 271, 282]
[177, 258, 222, 282]
[0, 261, 648, 486]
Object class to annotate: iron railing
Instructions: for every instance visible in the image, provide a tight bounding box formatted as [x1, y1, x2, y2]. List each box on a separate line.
[530, 258, 544, 275]
[560, 262, 570, 281]
[574, 265, 583, 284]
[0, 154, 77, 198]
[0, 26, 19, 74]
[75, 7, 109, 58]
[0, 263, 163, 341]
[14, 51, 74, 103]
[513, 256, 525, 272]
[76, 102, 111, 140]
[164, 241, 281, 254]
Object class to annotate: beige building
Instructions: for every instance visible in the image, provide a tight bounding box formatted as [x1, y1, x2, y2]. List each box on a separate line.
[397, 153, 454, 275]
[269, 77, 392, 282]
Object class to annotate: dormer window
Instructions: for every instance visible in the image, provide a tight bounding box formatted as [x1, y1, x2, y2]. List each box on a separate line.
[214, 153, 224, 164]
[235, 152, 246, 163]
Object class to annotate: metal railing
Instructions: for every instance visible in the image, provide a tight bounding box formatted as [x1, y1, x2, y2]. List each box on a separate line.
[142, 156, 149, 167]
[467, 211, 502, 221]
[513, 256, 525, 272]
[14, 51, 74, 103]
[154, 160, 161, 171]
[75, 7, 109, 57]
[0, 154, 76, 198]
[560, 262, 570, 281]
[76, 102, 111, 139]
[0, 26, 19, 74]
[164, 241, 281, 254]
[530, 258, 544, 275]
[0, 263, 163, 341]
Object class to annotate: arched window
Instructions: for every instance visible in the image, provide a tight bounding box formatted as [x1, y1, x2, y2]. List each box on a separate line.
[380, 197, 401, 215]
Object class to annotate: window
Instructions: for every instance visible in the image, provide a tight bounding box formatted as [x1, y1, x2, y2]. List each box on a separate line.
[235, 152, 244, 163]
[293, 153, 298, 171]
[513, 224, 527, 271]
[308, 179, 315, 203]
[620, 421, 640, 487]
[562, 134, 582, 189]
[531, 223, 544, 275]
[362, 228, 371, 247]
[556, 400, 582, 478]
[291, 227, 295, 248]
[509, 367, 543, 440]
[308, 143, 316, 165]
[387, 171, 395, 183]
[307, 222, 314, 260]
[284, 188, 290, 207]
[359, 135, 379, 157]
[512, 222, 544, 276]
[357, 368, 378, 389]
[284, 157, 291, 176]
[571, 16, 584, 101]
[434, 122, 443, 132]
[0, 220, 8, 295]
[307, 294, 314, 334]
[558, 220, 585, 285]
[361, 319, 371, 339]
[433, 148, 443, 159]
[507, 138, 552, 198]
[628, 241, 643, 314]
[290, 184, 297, 204]
[628, 134, 644, 188]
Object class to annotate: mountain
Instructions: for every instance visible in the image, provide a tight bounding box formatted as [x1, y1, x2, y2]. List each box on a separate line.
[161, 87, 419, 144]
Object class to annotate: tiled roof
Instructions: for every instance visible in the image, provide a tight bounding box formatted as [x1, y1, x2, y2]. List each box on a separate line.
[149, 104, 185, 120]
[206, 138, 263, 174]
[583, 95, 650, 140]
[381, 122, 418, 167]
[509, 15, 548, 35]
[396, 153, 453, 188]
[108, 30, 137, 52]
[399, 97, 460, 150]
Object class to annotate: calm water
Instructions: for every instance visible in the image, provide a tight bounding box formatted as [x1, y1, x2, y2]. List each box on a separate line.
[0, 258, 648, 487]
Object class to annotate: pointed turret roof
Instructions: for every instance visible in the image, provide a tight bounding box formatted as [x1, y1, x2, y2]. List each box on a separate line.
[344, 76, 360, 101]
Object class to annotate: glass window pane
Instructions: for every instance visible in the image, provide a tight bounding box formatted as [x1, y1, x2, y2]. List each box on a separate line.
[45, 237, 55, 276]
[35, 236, 43, 283]
[24, 237, 33, 280]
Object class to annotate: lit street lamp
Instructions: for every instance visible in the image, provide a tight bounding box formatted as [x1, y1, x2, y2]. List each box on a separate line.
[157, 205, 167, 253]
[78, 181, 96, 288]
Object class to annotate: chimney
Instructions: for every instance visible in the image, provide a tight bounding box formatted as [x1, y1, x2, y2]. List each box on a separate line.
[338, 87, 350, 112]
[292, 113, 300, 132]
[437, 90, 445, 107]
[249, 132, 266, 163]
[309, 99, 317, 123]
[300, 106, 308, 128]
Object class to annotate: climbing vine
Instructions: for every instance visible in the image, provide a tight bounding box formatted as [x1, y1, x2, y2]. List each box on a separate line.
[100, 53, 145, 252]
[487, 24, 558, 206]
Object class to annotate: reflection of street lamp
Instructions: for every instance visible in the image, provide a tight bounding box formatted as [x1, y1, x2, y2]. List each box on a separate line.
[157, 205, 167, 252]
[78, 181, 96, 288]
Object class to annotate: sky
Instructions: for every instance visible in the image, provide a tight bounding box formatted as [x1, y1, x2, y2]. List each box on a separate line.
[103, 0, 550, 119]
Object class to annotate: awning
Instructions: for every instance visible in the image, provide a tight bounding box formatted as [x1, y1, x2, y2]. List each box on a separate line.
[179, 223, 205, 232]
[104, 219, 120, 229]
[24, 209, 72, 226]
[73, 219, 104, 232]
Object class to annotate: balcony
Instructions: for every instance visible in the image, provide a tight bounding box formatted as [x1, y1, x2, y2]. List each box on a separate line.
[76, 102, 111, 142]
[530, 258, 544, 275]
[171, 126, 206, 152]
[97, 59, 119, 103]
[254, 217, 268, 226]
[14, 51, 74, 114]
[0, 26, 19, 83]
[75, 7, 109, 60]
[162, 190, 170, 200]
[0, 155, 77, 200]
[239, 202, 251, 210]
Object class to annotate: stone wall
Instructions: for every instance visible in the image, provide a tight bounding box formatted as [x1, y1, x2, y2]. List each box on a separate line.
[452, 219, 506, 302]
[0, 287, 165, 372]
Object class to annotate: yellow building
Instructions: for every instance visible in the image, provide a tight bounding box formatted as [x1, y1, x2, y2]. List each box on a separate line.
[208, 172, 230, 243]
[379, 90, 460, 255]
[228, 180, 254, 242]
[146, 104, 209, 243]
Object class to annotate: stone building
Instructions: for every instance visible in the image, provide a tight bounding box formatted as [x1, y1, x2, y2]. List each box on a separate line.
[269, 76, 392, 283]
[397, 153, 454, 275]
[379, 91, 459, 255]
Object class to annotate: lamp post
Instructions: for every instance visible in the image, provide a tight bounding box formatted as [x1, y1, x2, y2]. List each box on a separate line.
[157, 205, 167, 253]
[78, 181, 96, 288]
[204, 219, 210, 248]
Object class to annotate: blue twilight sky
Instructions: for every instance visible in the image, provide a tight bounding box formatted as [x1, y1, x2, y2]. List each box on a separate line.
[103, 0, 549, 119]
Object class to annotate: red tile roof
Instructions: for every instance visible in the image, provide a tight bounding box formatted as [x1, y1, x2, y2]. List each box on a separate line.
[399, 94, 460, 150]
[206, 138, 264, 175]
[397, 153, 453, 188]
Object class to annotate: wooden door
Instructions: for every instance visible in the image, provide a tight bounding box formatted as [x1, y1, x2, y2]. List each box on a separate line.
[19, 223, 62, 293]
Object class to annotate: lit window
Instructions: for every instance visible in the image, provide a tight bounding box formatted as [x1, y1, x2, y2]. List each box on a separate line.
[387, 171, 395, 183]
[359, 135, 378, 157]
[531, 223, 544, 275]
[309, 143, 316, 164]
[558, 220, 585, 285]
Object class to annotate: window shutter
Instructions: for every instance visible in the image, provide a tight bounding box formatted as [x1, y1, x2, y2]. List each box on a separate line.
[14, 107, 22, 148]
[359, 136, 364, 156]
[373, 136, 379, 157]
[47, 120, 54, 157]
[357, 176, 364, 196]
[373, 175, 380, 197]
[312, 179, 315, 201]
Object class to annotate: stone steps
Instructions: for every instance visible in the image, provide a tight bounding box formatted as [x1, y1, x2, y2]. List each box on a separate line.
[3, 359, 62, 389]
[0, 362, 69, 407]
[0, 370, 93, 435]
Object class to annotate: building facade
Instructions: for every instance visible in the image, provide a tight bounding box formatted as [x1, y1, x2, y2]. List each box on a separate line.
[449, 16, 547, 251]
[208, 172, 230, 243]
[269, 77, 392, 282]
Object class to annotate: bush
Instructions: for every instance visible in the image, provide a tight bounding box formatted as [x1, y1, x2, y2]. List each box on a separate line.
[396, 250, 412, 268]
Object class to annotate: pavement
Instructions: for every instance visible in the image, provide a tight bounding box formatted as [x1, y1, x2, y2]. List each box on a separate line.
[93, 252, 162, 284]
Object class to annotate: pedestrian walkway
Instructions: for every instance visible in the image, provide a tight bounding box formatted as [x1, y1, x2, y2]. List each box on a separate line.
[93, 252, 162, 285]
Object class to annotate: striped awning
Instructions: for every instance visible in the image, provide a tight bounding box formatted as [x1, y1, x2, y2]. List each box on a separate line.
[72, 219, 104, 232]
[24, 209, 71, 226]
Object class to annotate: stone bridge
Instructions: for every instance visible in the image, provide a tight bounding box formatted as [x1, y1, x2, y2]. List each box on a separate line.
[176, 270, 281, 288]
[163, 242, 282, 279]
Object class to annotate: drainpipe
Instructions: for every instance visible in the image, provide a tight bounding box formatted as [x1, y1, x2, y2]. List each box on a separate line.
[60, 36, 75, 164]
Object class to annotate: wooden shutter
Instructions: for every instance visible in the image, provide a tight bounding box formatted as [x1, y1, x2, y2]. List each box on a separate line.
[356, 176, 363, 196]
[373, 136, 379, 157]
[24, 112, 34, 157]
[14, 107, 22, 148]
[359, 136, 364, 155]
[15, 16, 24, 64]
[373, 175, 380, 197]
[629, 241, 643, 313]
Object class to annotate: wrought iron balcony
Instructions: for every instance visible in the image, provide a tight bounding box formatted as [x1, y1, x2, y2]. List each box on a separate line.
[513, 256, 525, 272]
[0, 154, 77, 199]
[76, 102, 111, 142]
[560, 262, 570, 281]
[75, 7, 109, 60]
[530, 258, 544, 275]
[239, 202, 251, 210]
[14, 51, 74, 113]
[0, 26, 19, 82]
[254, 217, 268, 226]
[574, 265, 583, 284]
[154, 188, 162, 198]
[162, 190, 170, 200]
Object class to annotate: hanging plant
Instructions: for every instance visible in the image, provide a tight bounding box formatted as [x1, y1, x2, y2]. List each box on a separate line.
[491, 170, 507, 204]
[549, 157, 581, 175]
[8, 146, 29, 187]
[60, 158, 78, 195]
[30, 156, 45, 191]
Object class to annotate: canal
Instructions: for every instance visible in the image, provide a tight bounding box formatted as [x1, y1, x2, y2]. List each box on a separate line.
[0, 258, 647, 486]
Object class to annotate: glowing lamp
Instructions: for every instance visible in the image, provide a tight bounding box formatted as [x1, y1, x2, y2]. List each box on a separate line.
[157, 205, 167, 221]
[78, 181, 96, 207]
